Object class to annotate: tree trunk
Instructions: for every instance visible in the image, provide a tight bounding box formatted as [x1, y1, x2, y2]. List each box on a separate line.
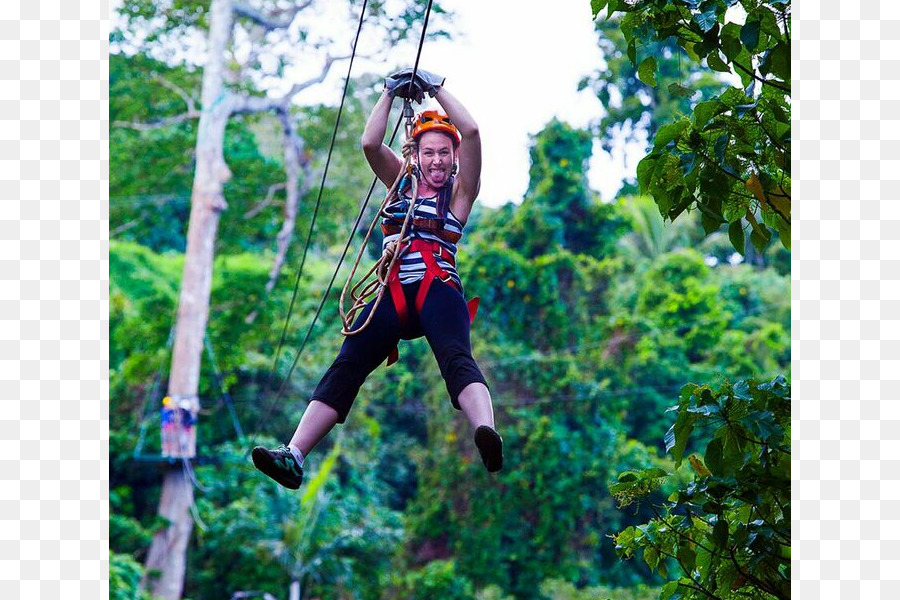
[289, 579, 300, 600]
[143, 1, 235, 598]
[141, 469, 196, 598]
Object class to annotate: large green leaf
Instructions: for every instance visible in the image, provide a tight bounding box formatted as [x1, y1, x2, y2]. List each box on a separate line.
[766, 41, 790, 81]
[693, 99, 723, 129]
[638, 56, 658, 86]
[590, 0, 609, 18]
[654, 121, 689, 149]
[665, 409, 698, 466]
[705, 436, 724, 476]
[712, 518, 728, 548]
[728, 220, 745, 253]
[720, 23, 743, 61]
[693, 8, 718, 32]
[668, 82, 695, 98]
[740, 19, 761, 52]
[636, 154, 659, 194]
[707, 51, 731, 73]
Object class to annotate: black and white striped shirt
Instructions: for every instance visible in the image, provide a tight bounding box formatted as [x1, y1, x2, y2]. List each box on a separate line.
[382, 192, 464, 289]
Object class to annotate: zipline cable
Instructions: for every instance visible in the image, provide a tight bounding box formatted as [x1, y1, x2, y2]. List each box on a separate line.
[133, 321, 177, 458]
[266, 0, 436, 411]
[268, 0, 371, 386]
[263, 114, 405, 417]
[204, 334, 245, 440]
[406, 0, 434, 96]
[260, 299, 782, 416]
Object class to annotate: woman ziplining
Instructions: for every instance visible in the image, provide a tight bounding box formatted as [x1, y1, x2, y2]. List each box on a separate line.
[252, 69, 503, 490]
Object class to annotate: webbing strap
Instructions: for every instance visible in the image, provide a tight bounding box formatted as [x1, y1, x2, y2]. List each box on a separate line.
[384, 239, 478, 366]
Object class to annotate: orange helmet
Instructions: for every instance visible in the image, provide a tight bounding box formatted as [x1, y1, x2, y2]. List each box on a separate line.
[412, 110, 461, 146]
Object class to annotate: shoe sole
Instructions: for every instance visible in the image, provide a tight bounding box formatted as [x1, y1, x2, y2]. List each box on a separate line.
[252, 447, 303, 490]
[474, 426, 503, 473]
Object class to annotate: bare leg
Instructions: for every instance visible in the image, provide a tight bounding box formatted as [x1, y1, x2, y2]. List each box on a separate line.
[457, 382, 494, 430]
[288, 400, 340, 456]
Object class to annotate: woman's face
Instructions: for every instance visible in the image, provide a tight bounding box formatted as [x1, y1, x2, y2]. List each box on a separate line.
[417, 131, 455, 189]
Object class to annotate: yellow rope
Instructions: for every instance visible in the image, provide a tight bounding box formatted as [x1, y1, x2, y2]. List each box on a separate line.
[339, 138, 420, 336]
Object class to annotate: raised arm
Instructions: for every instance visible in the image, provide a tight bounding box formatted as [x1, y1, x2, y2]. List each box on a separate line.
[433, 87, 482, 220]
[361, 90, 403, 188]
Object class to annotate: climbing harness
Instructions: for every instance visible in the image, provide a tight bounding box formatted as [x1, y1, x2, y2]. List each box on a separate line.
[382, 237, 479, 365]
[339, 99, 479, 364]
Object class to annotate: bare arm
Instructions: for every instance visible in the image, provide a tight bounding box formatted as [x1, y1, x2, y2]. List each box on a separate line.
[433, 87, 482, 222]
[361, 90, 403, 188]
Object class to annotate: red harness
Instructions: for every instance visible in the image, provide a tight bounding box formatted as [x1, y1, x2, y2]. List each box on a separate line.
[385, 238, 479, 366]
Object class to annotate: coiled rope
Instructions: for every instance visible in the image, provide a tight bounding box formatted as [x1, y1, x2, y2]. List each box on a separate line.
[339, 123, 421, 335]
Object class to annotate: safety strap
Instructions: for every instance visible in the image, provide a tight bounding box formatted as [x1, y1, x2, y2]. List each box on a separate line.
[382, 176, 460, 243]
[385, 239, 479, 366]
[381, 219, 462, 243]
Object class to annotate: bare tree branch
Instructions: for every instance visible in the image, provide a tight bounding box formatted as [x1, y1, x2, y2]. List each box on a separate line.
[113, 72, 202, 131]
[152, 73, 200, 112]
[110, 218, 141, 238]
[233, 0, 312, 31]
[234, 23, 267, 82]
[267, 110, 311, 292]
[230, 93, 281, 114]
[230, 52, 353, 116]
[245, 108, 313, 324]
[284, 53, 354, 98]
[244, 182, 286, 219]
[113, 111, 200, 131]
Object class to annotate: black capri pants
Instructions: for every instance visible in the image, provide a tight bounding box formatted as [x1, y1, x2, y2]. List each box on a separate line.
[311, 279, 488, 423]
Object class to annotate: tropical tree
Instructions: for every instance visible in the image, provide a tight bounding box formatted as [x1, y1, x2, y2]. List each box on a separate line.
[483, 119, 625, 260]
[610, 376, 790, 600]
[583, 17, 724, 166]
[591, 0, 791, 254]
[616, 194, 695, 261]
[112, 1, 449, 597]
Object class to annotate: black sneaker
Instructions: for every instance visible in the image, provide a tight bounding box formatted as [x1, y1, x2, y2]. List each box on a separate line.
[252, 445, 304, 489]
[474, 425, 503, 473]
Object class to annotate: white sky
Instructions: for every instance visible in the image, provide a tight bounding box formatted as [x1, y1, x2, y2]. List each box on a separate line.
[292, 0, 639, 207]
[112, 0, 643, 207]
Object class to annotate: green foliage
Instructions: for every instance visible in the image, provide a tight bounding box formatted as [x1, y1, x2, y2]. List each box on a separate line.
[635, 250, 729, 362]
[182, 437, 404, 600]
[583, 16, 724, 168]
[400, 398, 653, 597]
[110, 550, 151, 600]
[110, 52, 290, 254]
[110, 487, 154, 556]
[109, 208, 789, 600]
[389, 560, 476, 600]
[616, 195, 696, 261]
[540, 577, 660, 600]
[593, 0, 791, 254]
[484, 120, 626, 260]
[610, 376, 790, 600]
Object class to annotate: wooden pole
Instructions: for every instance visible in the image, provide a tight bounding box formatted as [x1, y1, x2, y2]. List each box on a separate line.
[142, 1, 235, 597]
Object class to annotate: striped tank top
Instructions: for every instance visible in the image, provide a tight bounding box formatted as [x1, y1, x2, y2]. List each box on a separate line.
[381, 192, 464, 289]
